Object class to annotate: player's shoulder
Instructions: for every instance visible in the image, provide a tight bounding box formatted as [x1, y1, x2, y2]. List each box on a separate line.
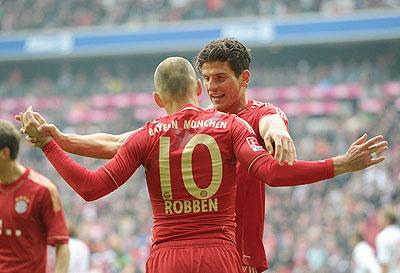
[231, 114, 256, 134]
[28, 169, 56, 190]
[28, 169, 62, 206]
[248, 99, 276, 110]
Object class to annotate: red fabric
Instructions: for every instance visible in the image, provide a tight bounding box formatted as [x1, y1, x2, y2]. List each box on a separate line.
[146, 239, 243, 273]
[0, 169, 69, 273]
[235, 99, 333, 272]
[234, 99, 285, 271]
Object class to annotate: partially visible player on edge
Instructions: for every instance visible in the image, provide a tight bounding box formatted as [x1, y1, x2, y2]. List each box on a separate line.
[0, 119, 70, 273]
[352, 231, 382, 273]
[17, 38, 295, 273]
[375, 208, 400, 273]
[68, 223, 91, 273]
[19, 57, 386, 273]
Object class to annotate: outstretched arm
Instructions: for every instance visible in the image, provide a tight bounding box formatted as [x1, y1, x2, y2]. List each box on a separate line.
[252, 133, 386, 186]
[20, 109, 144, 201]
[233, 118, 387, 187]
[16, 109, 130, 159]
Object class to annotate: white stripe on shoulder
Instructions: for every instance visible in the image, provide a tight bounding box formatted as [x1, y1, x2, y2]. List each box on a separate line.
[102, 166, 119, 188]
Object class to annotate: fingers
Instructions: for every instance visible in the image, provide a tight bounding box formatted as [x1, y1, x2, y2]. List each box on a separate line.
[368, 140, 388, 152]
[25, 135, 38, 143]
[264, 137, 274, 155]
[274, 138, 283, 165]
[33, 112, 46, 125]
[15, 113, 22, 121]
[368, 156, 386, 167]
[287, 140, 296, 166]
[353, 133, 368, 145]
[279, 139, 289, 166]
[361, 135, 384, 148]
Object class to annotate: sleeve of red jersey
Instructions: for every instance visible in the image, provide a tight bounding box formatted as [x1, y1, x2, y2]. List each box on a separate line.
[259, 103, 289, 129]
[40, 188, 69, 246]
[42, 128, 147, 201]
[231, 117, 334, 187]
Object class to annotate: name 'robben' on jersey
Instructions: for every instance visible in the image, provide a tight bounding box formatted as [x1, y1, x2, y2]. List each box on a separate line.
[121, 105, 265, 244]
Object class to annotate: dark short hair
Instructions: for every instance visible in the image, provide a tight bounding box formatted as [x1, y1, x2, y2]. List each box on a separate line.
[0, 119, 21, 160]
[194, 38, 252, 77]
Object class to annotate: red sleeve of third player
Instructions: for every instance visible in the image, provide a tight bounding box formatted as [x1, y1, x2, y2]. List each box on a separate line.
[40, 188, 69, 246]
[42, 128, 148, 201]
[231, 116, 335, 187]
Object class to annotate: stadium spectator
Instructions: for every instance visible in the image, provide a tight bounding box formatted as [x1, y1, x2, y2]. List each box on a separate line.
[68, 223, 91, 273]
[0, 119, 70, 273]
[1, 0, 400, 31]
[375, 208, 400, 273]
[351, 231, 382, 273]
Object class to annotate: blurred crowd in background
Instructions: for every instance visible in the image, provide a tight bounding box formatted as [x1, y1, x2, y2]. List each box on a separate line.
[1, 0, 400, 31]
[1, 1, 400, 272]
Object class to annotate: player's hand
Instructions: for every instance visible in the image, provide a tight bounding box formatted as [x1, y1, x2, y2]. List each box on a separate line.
[18, 106, 53, 148]
[264, 126, 296, 166]
[333, 134, 388, 176]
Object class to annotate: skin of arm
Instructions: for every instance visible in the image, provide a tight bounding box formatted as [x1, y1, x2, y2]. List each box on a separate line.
[54, 243, 70, 273]
[53, 131, 129, 159]
[17, 109, 130, 159]
[259, 114, 296, 165]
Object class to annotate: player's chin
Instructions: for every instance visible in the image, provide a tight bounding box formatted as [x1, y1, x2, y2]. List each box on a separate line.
[211, 101, 227, 112]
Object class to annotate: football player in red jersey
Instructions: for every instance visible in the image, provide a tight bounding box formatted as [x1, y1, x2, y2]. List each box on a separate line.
[194, 38, 293, 273]
[19, 57, 386, 273]
[0, 119, 70, 273]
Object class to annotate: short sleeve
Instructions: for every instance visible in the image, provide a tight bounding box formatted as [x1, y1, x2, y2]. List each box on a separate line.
[40, 187, 69, 246]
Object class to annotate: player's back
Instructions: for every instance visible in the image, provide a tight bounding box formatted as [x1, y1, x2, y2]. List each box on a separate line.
[139, 105, 240, 245]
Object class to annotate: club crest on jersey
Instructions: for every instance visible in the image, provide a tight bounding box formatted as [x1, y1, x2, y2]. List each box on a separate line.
[15, 196, 29, 214]
[246, 137, 263, 152]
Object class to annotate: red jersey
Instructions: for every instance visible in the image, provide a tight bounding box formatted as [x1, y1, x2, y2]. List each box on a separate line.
[235, 99, 289, 271]
[0, 168, 69, 273]
[42, 104, 333, 249]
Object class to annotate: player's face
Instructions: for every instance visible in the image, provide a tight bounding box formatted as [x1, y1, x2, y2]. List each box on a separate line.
[201, 61, 248, 114]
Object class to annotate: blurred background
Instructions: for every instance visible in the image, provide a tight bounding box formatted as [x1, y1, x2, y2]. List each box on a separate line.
[0, 0, 399, 272]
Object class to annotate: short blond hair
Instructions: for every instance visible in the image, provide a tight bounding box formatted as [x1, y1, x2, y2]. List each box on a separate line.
[154, 57, 197, 99]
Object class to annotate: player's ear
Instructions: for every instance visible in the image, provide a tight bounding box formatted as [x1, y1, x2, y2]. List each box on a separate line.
[196, 79, 202, 97]
[240, 69, 250, 87]
[153, 92, 165, 108]
[0, 147, 10, 160]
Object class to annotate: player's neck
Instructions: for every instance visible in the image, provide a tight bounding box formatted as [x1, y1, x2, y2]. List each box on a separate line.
[224, 97, 248, 114]
[166, 98, 200, 115]
[0, 161, 26, 185]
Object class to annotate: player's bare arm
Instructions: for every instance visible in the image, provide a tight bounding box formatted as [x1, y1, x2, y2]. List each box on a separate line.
[54, 243, 70, 273]
[259, 114, 296, 166]
[17, 108, 129, 159]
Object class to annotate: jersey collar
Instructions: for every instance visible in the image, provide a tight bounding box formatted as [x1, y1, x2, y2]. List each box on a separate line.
[0, 168, 30, 193]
